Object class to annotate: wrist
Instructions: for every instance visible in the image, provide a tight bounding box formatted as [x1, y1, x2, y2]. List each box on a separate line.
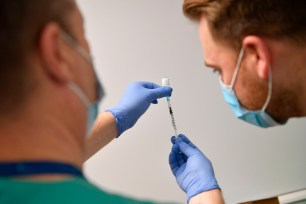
[91, 112, 118, 139]
[102, 111, 118, 136]
[85, 112, 118, 160]
[106, 109, 124, 137]
[189, 189, 224, 204]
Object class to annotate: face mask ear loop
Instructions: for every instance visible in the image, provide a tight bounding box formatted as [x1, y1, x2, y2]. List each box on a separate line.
[61, 31, 105, 103]
[261, 66, 273, 113]
[230, 48, 245, 89]
[60, 32, 94, 65]
[68, 83, 91, 109]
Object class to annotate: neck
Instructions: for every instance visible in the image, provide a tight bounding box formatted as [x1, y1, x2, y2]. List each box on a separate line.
[0, 83, 87, 171]
[269, 40, 306, 120]
[289, 47, 306, 117]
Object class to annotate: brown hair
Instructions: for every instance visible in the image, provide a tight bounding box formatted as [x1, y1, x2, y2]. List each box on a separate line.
[0, 0, 74, 115]
[183, 0, 306, 49]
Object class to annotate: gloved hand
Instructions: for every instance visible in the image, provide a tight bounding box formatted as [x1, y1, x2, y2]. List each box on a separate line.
[169, 134, 220, 203]
[108, 81, 172, 137]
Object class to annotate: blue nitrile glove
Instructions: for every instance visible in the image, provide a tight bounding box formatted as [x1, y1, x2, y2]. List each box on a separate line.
[169, 134, 220, 203]
[108, 81, 172, 137]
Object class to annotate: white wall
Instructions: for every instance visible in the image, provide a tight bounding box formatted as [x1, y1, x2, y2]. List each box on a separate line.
[78, 0, 306, 203]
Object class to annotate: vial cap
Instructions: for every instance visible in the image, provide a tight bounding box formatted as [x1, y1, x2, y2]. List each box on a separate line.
[162, 78, 170, 86]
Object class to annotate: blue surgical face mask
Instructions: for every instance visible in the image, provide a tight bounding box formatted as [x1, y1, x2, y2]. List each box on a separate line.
[219, 48, 283, 128]
[61, 32, 105, 136]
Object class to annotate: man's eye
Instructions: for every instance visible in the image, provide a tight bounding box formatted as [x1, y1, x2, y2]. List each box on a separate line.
[212, 69, 221, 75]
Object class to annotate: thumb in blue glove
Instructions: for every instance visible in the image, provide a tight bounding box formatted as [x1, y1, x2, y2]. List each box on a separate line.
[169, 134, 220, 203]
[108, 81, 172, 137]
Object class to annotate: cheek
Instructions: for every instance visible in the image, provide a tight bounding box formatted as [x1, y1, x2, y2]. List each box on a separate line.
[220, 58, 237, 85]
[80, 63, 96, 102]
[73, 58, 96, 101]
[234, 66, 269, 110]
[221, 70, 234, 85]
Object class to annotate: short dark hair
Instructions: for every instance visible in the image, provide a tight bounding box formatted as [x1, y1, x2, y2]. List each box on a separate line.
[0, 0, 74, 115]
[183, 0, 306, 49]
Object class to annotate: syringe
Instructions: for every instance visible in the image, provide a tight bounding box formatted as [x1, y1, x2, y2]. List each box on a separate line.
[162, 78, 179, 137]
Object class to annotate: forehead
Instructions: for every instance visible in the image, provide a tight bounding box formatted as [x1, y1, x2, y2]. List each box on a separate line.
[198, 16, 236, 65]
[199, 16, 222, 61]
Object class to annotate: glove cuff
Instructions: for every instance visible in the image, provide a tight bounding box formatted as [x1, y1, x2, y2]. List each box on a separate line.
[187, 184, 221, 203]
[106, 109, 124, 137]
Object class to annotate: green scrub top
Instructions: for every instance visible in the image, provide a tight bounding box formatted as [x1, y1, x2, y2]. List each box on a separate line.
[0, 177, 171, 204]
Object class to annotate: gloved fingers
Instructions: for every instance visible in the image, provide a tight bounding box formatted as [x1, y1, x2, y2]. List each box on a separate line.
[150, 86, 173, 100]
[179, 134, 197, 149]
[171, 136, 176, 145]
[176, 152, 186, 166]
[176, 136, 197, 157]
[136, 81, 172, 101]
[182, 153, 188, 162]
[170, 137, 185, 165]
[152, 99, 158, 104]
[137, 81, 161, 89]
[169, 144, 180, 174]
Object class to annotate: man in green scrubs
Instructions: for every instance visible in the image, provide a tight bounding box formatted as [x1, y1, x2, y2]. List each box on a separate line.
[0, 0, 219, 203]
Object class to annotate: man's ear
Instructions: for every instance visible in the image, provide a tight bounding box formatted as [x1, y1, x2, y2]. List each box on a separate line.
[242, 36, 271, 80]
[38, 23, 71, 84]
